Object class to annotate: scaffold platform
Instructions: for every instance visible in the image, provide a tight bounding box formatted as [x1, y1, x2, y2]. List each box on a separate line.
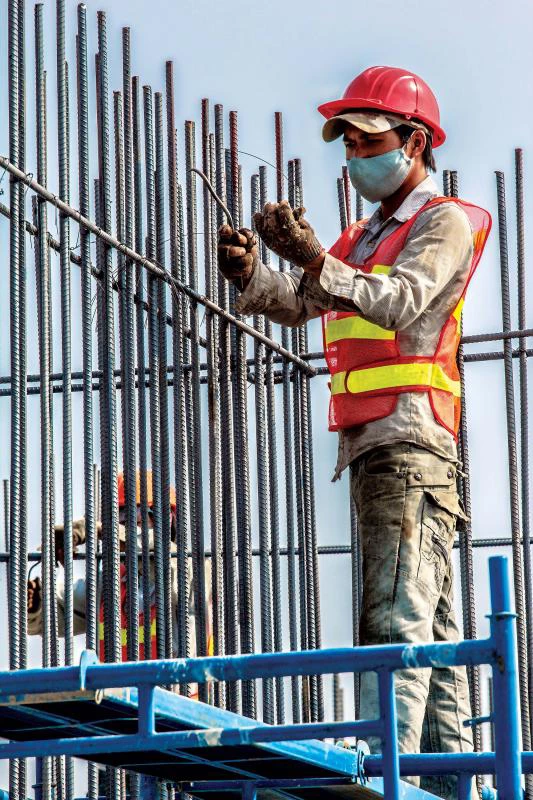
[0, 557, 524, 799]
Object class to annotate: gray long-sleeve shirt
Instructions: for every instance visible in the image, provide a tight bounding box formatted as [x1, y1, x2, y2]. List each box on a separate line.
[235, 175, 474, 478]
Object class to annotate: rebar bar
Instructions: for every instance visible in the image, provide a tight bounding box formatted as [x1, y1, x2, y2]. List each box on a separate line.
[144, 85, 167, 660]
[155, 91, 173, 660]
[202, 99, 225, 708]
[185, 119, 209, 703]
[250, 172, 275, 723]
[229, 110, 256, 718]
[214, 103, 240, 713]
[120, 29, 140, 665]
[495, 171, 533, 790]
[96, 12, 121, 673]
[257, 165, 286, 724]
[132, 75, 153, 666]
[515, 148, 533, 737]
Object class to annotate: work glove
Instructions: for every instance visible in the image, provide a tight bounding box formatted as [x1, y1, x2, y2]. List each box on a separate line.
[253, 200, 324, 267]
[217, 225, 258, 285]
[54, 518, 100, 567]
[27, 577, 41, 614]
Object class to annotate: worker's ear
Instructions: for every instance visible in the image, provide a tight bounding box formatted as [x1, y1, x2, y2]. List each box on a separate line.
[404, 130, 426, 160]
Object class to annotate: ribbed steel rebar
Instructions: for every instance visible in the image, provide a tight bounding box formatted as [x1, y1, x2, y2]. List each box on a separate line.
[495, 171, 532, 780]
[132, 76, 153, 663]
[342, 165, 351, 227]
[229, 110, 256, 718]
[446, 173, 482, 755]
[155, 91, 173, 660]
[295, 157, 323, 722]
[56, 0, 74, 683]
[275, 113, 305, 723]
[257, 165, 286, 724]
[144, 86, 166, 660]
[185, 120, 209, 703]
[214, 104, 240, 713]
[337, 177, 347, 231]
[120, 29, 140, 664]
[515, 148, 533, 736]
[76, 9, 98, 797]
[166, 64, 190, 695]
[287, 159, 309, 722]
[349, 468, 361, 719]
[251, 172, 275, 723]
[96, 12, 121, 671]
[202, 99, 225, 708]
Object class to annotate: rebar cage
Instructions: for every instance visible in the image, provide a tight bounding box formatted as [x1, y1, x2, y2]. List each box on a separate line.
[1, 1, 533, 798]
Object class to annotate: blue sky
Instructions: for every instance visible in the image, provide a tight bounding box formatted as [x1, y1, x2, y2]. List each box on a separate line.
[0, 0, 531, 768]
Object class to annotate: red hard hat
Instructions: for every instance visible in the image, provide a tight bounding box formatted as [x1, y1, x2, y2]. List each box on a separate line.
[318, 66, 446, 147]
[117, 470, 177, 512]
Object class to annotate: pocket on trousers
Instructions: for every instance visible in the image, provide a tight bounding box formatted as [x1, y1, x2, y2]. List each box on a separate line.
[419, 490, 460, 595]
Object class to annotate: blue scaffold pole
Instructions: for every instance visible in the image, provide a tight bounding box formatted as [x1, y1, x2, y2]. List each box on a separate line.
[489, 555, 522, 798]
[378, 669, 400, 799]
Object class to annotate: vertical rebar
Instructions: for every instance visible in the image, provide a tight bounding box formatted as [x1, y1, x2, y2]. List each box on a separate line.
[166, 63, 190, 693]
[155, 91, 173, 659]
[202, 99, 225, 708]
[8, 3, 27, 791]
[257, 164, 286, 723]
[76, 8, 98, 797]
[96, 11, 122, 680]
[294, 157, 323, 722]
[342, 165, 351, 227]
[337, 177, 347, 231]
[495, 171, 533, 791]
[34, 10, 52, 796]
[447, 173, 482, 761]
[515, 148, 533, 736]
[120, 29, 140, 664]
[229, 110, 256, 718]
[56, 0, 74, 683]
[144, 86, 166, 660]
[214, 103, 240, 713]
[250, 172, 275, 723]
[275, 112, 305, 723]
[185, 120, 209, 703]
[132, 76, 153, 663]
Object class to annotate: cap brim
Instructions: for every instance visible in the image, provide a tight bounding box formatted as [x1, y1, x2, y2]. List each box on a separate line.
[322, 112, 406, 143]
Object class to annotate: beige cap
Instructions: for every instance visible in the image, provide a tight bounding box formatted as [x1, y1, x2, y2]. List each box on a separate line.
[322, 111, 429, 143]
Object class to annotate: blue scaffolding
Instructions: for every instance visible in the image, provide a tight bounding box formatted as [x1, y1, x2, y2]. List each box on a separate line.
[0, 556, 525, 799]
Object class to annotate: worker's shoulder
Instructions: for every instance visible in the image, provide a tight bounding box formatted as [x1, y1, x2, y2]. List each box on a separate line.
[413, 197, 474, 238]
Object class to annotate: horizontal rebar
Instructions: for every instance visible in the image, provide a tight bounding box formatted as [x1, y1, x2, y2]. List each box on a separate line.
[0, 156, 315, 376]
[9, 535, 527, 564]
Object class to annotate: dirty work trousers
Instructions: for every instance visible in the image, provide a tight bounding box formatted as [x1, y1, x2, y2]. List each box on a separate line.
[351, 443, 475, 800]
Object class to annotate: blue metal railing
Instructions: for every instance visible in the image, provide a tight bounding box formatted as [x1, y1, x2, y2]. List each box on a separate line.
[0, 556, 524, 799]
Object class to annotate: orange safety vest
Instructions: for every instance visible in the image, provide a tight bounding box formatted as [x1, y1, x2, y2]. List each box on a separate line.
[322, 197, 491, 436]
[98, 566, 215, 676]
[98, 566, 157, 662]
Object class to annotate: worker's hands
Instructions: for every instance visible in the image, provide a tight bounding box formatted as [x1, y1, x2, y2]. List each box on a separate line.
[53, 518, 97, 567]
[217, 225, 258, 287]
[253, 201, 325, 269]
[27, 577, 41, 614]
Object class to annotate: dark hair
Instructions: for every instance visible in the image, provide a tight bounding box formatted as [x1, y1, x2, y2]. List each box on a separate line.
[396, 123, 436, 173]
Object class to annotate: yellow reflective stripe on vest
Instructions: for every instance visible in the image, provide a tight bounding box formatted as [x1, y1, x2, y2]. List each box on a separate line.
[331, 363, 461, 398]
[452, 297, 464, 322]
[370, 264, 392, 275]
[325, 316, 395, 345]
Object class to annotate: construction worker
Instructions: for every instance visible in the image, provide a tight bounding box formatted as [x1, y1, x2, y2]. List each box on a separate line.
[217, 66, 490, 798]
[28, 471, 212, 682]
